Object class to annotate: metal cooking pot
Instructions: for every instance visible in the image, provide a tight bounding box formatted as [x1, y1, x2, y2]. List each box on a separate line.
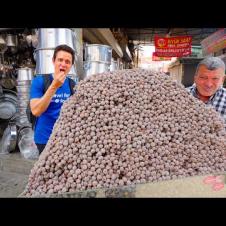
[16, 115, 30, 127]
[16, 85, 30, 92]
[16, 80, 31, 86]
[2, 89, 17, 103]
[83, 61, 110, 77]
[17, 106, 27, 113]
[17, 95, 30, 102]
[18, 101, 28, 108]
[16, 92, 30, 98]
[0, 92, 17, 120]
[0, 35, 7, 53]
[34, 48, 76, 75]
[110, 60, 118, 71]
[0, 101, 17, 120]
[3, 88, 17, 96]
[84, 44, 112, 63]
[0, 77, 16, 89]
[37, 28, 76, 50]
[0, 123, 17, 154]
[18, 126, 32, 141]
[16, 116, 30, 127]
[6, 34, 18, 47]
[17, 68, 33, 81]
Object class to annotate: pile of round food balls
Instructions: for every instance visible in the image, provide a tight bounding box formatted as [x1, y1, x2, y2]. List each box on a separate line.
[22, 69, 226, 197]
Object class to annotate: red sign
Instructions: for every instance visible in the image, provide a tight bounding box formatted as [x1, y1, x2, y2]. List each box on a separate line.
[201, 28, 226, 55]
[152, 52, 171, 61]
[154, 36, 192, 57]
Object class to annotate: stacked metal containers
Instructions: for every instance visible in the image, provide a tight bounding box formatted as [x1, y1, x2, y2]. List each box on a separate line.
[16, 68, 33, 126]
[83, 44, 112, 77]
[34, 28, 79, 80]
[110, 58, 119, 71]
[71, 28, 83, 81]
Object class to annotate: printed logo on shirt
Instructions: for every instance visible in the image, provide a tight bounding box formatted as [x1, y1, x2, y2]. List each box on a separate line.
[51, 93, 70, 103]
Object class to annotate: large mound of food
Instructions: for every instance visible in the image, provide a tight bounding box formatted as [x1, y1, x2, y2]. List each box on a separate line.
[22, 69, 226, 197]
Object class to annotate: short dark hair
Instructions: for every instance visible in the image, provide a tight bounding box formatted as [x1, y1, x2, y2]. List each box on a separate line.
[53, 44, 75, 64]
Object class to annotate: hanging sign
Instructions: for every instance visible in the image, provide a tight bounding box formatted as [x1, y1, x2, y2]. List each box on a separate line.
[154, 35, 192, 57]
[152, 52, 172, 61]
[201, 28, 226, 55]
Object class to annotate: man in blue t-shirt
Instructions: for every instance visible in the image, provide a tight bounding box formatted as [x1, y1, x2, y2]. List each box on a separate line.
[30, 44, 75, 153]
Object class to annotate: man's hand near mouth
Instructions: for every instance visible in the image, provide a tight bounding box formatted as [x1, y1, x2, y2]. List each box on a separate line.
[52, 69, 67, 89]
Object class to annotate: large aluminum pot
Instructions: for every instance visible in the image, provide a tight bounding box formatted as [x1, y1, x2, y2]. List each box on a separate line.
[37, 28, 76, 50]
[34, 49, 76, 75]
[17, 68, 33, 81]
[17, 95, 30, 102]
[84, 61, 110, 77]
[16, 85, 30, 93]
[84, 44, 112, 64]
[16, 80, 31, 86]
[110, 60, 118, 71]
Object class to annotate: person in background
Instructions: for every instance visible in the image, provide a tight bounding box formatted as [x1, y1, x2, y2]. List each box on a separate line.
[187, 56, 226, 124]
[30, 44, 76, 153]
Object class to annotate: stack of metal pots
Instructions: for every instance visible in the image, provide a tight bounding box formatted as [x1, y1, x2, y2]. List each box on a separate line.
[34, 28, 78, 80]
[0, 89, 17, 138]
[71, 28, 83, 81]
[16, 67, 33, 127]
[83, 44, 112, 77]
[110, 58, 119, 71]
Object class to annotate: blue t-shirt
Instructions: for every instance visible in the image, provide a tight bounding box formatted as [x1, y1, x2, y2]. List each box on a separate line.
[30, 74, 71, 144]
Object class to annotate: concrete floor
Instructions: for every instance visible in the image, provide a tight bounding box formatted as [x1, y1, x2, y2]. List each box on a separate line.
[0, 171, 29, 197]
[0, 152, 36, 197]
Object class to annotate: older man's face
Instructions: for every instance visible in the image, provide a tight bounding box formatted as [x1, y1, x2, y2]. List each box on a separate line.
[194, 65, 225, 97]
